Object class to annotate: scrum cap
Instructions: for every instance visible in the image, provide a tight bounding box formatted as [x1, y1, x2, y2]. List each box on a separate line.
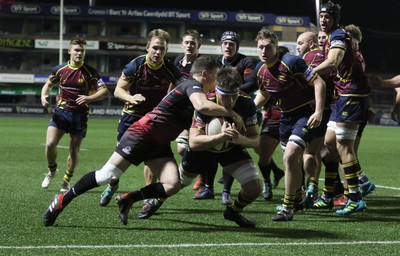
[220, 31, 240, 46]
[320, 2, 340, 22]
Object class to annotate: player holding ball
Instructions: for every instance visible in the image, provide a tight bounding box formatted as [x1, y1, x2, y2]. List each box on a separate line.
[142, 67, 262, 228]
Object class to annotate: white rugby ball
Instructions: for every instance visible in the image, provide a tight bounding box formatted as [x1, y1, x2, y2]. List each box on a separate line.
[205, 117, 231, 152]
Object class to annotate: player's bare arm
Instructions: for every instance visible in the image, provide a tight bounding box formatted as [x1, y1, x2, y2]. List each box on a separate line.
[188, 122, 235, 151]
[230, 124, 259, 148]
[314, 47, 344, 76]
[189, 92, 245, 132]
[254, 90, 271, 109]
[307, 75, 326, 129]
[114, 77, 146, 104]
[76, 87, 109, 105]
[40, 80, 54, 107]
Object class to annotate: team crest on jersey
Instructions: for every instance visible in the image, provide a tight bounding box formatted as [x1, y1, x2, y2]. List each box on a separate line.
[278, 75, 286, 81]
[122, 146, 131, 155]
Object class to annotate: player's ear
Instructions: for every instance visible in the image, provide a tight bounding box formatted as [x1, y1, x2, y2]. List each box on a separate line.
[200, 69, 207, 78]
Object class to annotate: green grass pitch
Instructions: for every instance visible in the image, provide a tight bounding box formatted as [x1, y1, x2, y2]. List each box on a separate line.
[0, 116, 399, 256]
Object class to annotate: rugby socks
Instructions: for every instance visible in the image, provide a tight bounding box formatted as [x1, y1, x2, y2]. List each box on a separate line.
[307, 176, 318, 189]
[258, 161, 272, 183]
[321, 158, 339, 198]
[294, 188, 304, 204]
[48, 164, 57, 173]
[228, 191, 252, 212]
[222, 171, 234, 194]
[282, 194, 295, 210]
[63, 170, 73, 182]
[204, 165, 218, 190]
[62, 171, 99, 207]
[128, 183, 168, 202]
[270, 159, 281, 177]
[357, 169, 370, 185]
[343, 160, 362, 201]
[108, 178, 120, 189]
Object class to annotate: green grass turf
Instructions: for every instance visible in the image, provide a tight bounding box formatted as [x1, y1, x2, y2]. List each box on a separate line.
[0, 116, 399, 256]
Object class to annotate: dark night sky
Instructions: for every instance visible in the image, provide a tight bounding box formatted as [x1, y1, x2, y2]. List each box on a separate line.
[5, 0, 400, 74]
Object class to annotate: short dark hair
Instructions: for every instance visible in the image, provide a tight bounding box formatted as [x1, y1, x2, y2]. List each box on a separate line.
[69, 37, 86, 47]
[190, 56, 218, 75]
[183, 29, 200, 42]
[216, 67, 242, 92]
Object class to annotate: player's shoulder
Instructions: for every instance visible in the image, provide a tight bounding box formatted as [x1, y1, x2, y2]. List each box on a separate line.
[52, 63, 68, 74]
[164, 58, 181, 74]
[174, 54, 184, 65]
[178, 77, 203, 92]
[128, 55, 146, 68]
[82, 63, 98, 74]
[330, 27, 348, 41]
[122, 55, 146, 74]
[235, 94, 256, 113]
[281, 52, 304, 66]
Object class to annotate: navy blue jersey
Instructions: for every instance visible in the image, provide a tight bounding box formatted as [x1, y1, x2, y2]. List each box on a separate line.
[173, 54, 201, 78]
[218, 53, 258, 94]
[191, 91, 258, 152]
[120, 55, 182, 117]
[256, 53, 318, 113]
[192, 91, 258, 130]
[49, 61, 106, 112]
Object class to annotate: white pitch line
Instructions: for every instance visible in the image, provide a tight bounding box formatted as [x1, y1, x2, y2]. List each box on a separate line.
[1, 241, 400, 250]
[376, 185, 400, 191]
[318, 178, 400, 191]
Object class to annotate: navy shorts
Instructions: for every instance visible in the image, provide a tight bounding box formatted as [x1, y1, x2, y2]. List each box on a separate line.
[329, 96, 368, 123]
[49, 107, 88, 138]
[279, 105, 320, 147]
[260, 119, 280, 141]
[117, 112, 141, 141]
[313, 108, 332, 138]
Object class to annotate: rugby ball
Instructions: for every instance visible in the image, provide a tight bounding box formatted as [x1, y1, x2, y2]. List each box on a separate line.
[205, 117, 232, 152]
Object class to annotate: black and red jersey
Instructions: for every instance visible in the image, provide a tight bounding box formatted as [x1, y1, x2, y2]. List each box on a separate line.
[120, 55, 182, 117]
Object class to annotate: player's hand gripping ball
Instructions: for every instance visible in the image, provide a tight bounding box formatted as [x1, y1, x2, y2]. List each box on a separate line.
[205, 117, 233, 152]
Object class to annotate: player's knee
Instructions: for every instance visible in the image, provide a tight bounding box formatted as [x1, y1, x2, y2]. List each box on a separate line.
[95, 162, 123, 185]
[241, 179, 262, 200]
[232, 162, 260, 188]
[179, 164, 197, 187]
[162, 179, 181, 196]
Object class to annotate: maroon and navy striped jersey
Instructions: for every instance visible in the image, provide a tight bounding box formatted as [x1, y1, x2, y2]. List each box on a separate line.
[256, 53, 318, 113]
[49, 61, 106, 112]
[302, 47, 335, 108]
[324, 27, 370, 96]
